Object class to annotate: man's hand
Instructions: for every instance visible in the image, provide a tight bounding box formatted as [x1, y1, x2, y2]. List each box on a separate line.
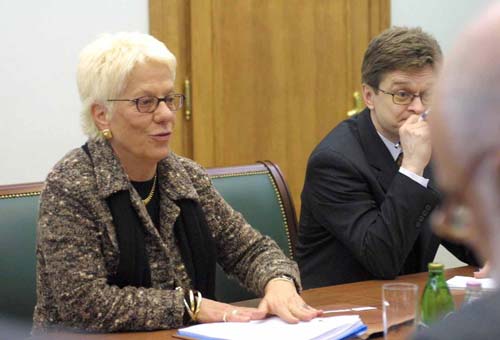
[474, 262, 491, 278]
[399, 114, 432, 176]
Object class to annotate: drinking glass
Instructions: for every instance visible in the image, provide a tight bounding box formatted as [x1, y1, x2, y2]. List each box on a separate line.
[382, 283, 419, 340]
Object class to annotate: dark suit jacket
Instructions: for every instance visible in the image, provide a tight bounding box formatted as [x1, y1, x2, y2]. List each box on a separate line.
[297, 108, 477, 288]
[412, 291, 500, 340]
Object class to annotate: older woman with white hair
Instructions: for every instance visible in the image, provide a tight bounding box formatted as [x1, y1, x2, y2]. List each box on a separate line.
[33, 32, 320, 333]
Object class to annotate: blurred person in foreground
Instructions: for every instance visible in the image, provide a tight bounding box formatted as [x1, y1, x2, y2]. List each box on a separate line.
[413, 4, 500, 340]
[33, 32, 320, 334]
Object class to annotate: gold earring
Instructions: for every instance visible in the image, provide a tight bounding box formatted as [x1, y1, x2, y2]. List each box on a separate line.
[102, 129, 113, 140]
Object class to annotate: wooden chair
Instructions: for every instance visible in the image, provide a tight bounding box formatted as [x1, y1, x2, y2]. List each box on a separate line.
[0, 160, 298, 328]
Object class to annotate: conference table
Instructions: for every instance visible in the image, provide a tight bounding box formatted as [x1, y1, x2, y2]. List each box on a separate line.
[48, 266, 474, 340]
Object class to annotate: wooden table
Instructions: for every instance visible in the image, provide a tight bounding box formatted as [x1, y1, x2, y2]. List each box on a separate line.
[46, 266, 474, 340]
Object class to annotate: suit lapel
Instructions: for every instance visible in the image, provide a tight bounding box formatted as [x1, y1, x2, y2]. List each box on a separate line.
[356, 109, 399, 193]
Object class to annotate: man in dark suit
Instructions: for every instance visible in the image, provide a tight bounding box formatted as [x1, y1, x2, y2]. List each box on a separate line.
[296, 27, 477, 289]
[413, 4, 500, 339]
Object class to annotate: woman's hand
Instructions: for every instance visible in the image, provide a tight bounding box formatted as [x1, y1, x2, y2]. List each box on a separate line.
[196, 298, 266, 324]
[257, 279, 322, 323]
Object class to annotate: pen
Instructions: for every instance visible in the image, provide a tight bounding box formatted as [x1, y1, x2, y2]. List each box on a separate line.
[323, 306, 377, 314]
[172, 334, 197, 340]
[419, 108, 431, 121]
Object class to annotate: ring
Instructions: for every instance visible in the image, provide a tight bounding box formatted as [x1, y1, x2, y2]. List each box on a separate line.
[222, 311, 228, 322]
[231, 309, 239, 316]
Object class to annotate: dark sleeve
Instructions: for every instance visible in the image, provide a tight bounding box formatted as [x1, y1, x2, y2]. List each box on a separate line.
[303, 149, 440, 279]
[411, 297, 500, 340]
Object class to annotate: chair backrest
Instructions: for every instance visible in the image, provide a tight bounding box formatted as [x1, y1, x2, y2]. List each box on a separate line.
[0, 160, 298, 324]
[0, 182, 43, 329]
[207, 161, 298, 302]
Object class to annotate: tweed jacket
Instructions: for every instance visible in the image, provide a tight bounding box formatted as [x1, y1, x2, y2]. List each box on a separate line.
[33, 139, 300, 333]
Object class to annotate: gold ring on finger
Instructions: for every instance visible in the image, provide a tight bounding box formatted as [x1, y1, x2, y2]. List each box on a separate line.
[222, 311, 228, 322]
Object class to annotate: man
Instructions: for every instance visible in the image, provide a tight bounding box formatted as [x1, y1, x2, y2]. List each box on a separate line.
[296, 27, 477, 288]
[413, 4, 500, 339]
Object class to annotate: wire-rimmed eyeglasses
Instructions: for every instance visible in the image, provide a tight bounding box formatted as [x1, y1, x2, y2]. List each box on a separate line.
[377, 88, 431, 106]
[107, 93, 185, 113]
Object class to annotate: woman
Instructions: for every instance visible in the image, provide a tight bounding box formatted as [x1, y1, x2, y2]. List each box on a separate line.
[32, 32, 320, 333]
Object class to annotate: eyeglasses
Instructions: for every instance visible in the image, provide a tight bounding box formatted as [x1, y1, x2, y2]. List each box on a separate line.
[377, 88, 431, 106]
[432, 146, 500, 242]
[107, 93, 185, 113]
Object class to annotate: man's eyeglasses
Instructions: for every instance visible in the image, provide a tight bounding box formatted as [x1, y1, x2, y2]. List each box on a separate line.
[432, 146, 500, 242]
[107, 93, 185, 113]
[377, 88, 431, 106]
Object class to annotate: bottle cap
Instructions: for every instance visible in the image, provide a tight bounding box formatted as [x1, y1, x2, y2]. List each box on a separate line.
[466, 280, 482, 288]
[428, 262, 444, 271]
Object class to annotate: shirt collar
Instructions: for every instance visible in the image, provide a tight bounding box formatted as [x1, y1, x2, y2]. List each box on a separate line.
[377, 132, 401, 161]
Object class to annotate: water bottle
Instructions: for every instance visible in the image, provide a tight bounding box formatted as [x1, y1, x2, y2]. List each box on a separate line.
[420, 263, 455, 328]
[463, 280, 482, 306]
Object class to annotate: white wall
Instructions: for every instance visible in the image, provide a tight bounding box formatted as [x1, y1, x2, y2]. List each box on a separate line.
[391, 0, 495, 54]
[0, 0, 148, 184]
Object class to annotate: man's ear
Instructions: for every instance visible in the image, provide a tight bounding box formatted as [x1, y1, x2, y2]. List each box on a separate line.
[362, 84, 376, 110]
[91, 103, 110, 131]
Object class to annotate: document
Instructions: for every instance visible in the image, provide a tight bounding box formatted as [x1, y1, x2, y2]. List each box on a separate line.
[447, 276, 497, 290]
[177, 315, 367, 340]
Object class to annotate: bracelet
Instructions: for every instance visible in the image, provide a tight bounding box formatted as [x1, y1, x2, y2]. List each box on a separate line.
[179, 287, 203, 323]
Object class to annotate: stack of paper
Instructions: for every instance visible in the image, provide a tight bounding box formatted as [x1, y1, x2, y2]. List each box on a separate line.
[177, 315, 366, 340]
[446, 276, 497, 290]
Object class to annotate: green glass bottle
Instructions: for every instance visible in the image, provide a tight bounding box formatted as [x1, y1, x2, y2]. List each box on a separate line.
[420, 263, 455, 328]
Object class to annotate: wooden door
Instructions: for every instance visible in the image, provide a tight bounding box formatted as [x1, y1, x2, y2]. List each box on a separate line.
[150, 0, 390, 212]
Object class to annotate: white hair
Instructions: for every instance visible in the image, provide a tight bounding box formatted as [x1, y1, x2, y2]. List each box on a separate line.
[77, 32, 177, 139]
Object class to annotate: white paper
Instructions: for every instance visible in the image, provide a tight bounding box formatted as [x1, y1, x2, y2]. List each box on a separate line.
[446, 276, 497, 290]
[178, 315, 366, 340]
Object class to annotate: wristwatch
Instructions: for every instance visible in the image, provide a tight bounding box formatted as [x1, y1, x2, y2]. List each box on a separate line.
[267, 274, 300, 292]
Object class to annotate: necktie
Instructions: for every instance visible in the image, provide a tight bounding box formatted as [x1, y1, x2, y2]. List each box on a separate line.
[396, 152, 404, 167]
